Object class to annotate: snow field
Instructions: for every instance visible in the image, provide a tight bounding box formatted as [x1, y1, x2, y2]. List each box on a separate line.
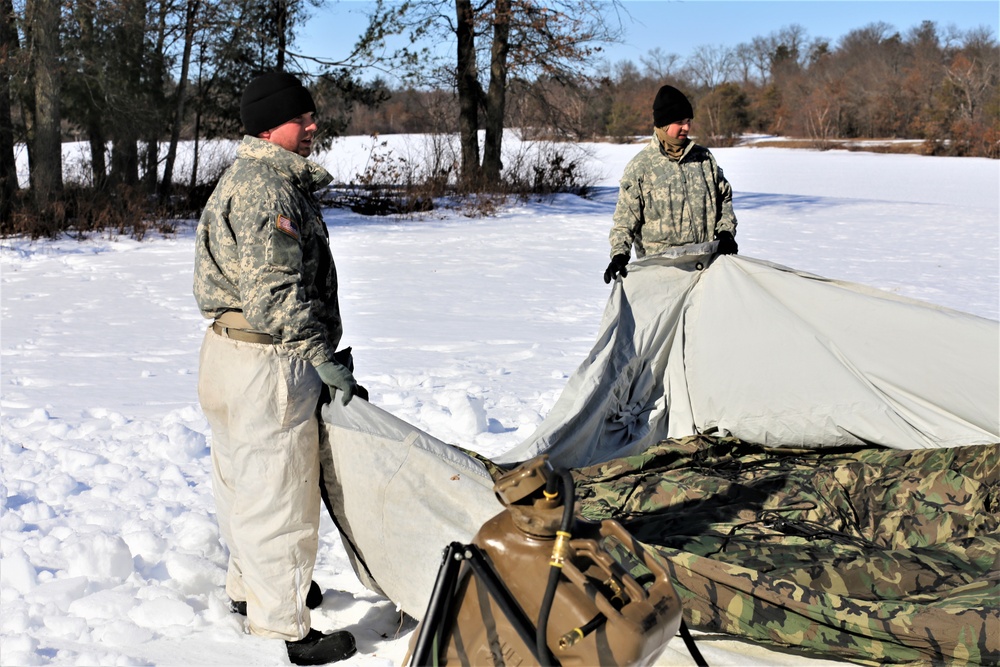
[2, 139, 997, 665]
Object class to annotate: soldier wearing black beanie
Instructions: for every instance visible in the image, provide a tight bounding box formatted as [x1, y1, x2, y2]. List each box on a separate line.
[240, 71, 317, 136]
[194, 68, 361, 666]
[604, 83, 739, 284]
[652, 85, 694, 128]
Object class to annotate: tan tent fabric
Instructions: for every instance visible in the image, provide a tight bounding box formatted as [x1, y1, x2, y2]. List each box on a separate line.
[319, 399, 500, 617]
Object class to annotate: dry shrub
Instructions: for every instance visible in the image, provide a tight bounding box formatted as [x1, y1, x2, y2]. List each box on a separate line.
[324, 135, 595, 219]
[2, 184, 177, 240]
[324, 136, 443, 216]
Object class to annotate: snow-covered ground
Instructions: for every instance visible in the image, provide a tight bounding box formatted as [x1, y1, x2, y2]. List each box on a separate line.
[2, 137, 997, 666]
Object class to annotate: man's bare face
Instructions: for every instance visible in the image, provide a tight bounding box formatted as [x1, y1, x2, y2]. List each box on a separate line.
[665, 119, 691, 140]
[261, 113, 317, 157]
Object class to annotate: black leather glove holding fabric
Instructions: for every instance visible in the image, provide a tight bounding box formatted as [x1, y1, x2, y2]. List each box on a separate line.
[315, 360, 358, 406]
[717, 231, 738, 255]
[603, 254, 630, 284]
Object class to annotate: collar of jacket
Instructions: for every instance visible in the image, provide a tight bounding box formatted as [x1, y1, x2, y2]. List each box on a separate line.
[650, 133, 695, 162]
[237, 135, 334, 192]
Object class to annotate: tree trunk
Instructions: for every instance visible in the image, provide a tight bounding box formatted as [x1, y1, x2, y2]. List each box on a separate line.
[73, 0, 108, 190]
[189, 107, 201, 192]
[26, 0, 62, 206]
[0, 0, 19, 220]
[188, 49, 207, 193]
[110, 0, 144, 187]
[111, 136, 139, 187]
[161, 0, 199, 198]
[455, 0, 481, 186]
[144, 139, 159, 192]
[481, 0, 510, 184]
[278, 0, 288, 70]
[87, 132, 107, 189]
[142, 0, 171, 194]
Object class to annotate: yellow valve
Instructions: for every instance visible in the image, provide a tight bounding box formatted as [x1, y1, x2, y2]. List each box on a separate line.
[550, 530, 572, 568]
[604, 576, 626, 604]
[558, 627, 585, 650]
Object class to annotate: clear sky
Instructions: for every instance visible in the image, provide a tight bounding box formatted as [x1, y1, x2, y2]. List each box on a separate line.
[294, 0, 999, 78]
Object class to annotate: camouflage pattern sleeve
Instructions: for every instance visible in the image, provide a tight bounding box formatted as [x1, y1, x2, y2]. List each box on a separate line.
[193, 194, 240, 316]
[231, 185, 337, 367]
[714, 161, 737, 237]
[609, 157, 644, 259]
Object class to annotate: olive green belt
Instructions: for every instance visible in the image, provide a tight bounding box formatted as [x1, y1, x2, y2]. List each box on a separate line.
[212, 311, 275, 345]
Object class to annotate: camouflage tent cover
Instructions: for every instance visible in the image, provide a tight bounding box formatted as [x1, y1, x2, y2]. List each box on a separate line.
[571, 434, 999, 666]
[322, 400, 999, 666]
[319, 251, 1000, 665]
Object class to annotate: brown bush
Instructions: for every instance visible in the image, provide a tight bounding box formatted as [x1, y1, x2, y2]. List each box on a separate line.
[1, 184, 199, 240]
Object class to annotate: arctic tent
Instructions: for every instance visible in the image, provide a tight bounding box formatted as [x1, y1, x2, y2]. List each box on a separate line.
[319, 250, 999, 665]
[499, 247, 999, 467]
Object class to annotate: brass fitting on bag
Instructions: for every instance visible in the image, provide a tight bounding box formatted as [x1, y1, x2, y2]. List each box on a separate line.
[550, 530, 572, 568]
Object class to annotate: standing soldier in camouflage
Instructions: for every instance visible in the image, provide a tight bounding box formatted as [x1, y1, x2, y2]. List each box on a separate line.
[604, 85, 738, 284]
[193, 71, 358, 665]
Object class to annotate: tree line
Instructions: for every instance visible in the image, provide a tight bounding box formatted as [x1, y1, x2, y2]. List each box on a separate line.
[1, 0, 997, 236]
[346, 20, 998, 154]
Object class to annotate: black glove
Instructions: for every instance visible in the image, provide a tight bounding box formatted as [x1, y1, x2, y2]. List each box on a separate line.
[716, 230, 738, 255]
[603, 254, 630, 284]
[315, 361, 358, 406]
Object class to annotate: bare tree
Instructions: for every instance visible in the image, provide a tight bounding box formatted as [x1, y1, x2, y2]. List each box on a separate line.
[160, 0, 201, 197]
[364, 0, 624, 188]
[731, 43, 757, 86]
[455, 0, 480, 184]
[0, 0, 19, 221]
[640, 47, 680, 81]
[104, 0, 145, 187]
[24, 0, 61, 206]
[685, 44, 735, 90]
[943, 32, 1000, 157]
[66, 0, 109, 189]
[481, 0, 511, 181]
[746, 35, 775, 84]
[697, 82, 749, 145]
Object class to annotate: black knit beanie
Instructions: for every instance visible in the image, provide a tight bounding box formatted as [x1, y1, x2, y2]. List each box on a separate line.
[240, 71, 316, 136]
[652, 85, 694, 127]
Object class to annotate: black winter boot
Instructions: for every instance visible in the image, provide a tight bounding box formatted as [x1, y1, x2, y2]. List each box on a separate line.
[229, 581, 323, 616]
[286, 628, 357, 665]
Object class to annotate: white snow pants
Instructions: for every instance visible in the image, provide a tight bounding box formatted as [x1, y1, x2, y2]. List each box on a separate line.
[197, 326, 322, 641]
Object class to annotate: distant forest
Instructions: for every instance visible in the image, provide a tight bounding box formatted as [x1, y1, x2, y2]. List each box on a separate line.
[344, 22, 1000, 158]
[2, 0, 997, 235]
[342, 20, 998, 154]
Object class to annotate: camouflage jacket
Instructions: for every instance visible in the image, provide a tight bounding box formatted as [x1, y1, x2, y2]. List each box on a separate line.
[609, 136, 737, 258]
[193, 136, 341, 367]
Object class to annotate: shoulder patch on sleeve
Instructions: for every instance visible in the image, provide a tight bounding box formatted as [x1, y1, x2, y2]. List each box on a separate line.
[275, 214, 300, 240]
